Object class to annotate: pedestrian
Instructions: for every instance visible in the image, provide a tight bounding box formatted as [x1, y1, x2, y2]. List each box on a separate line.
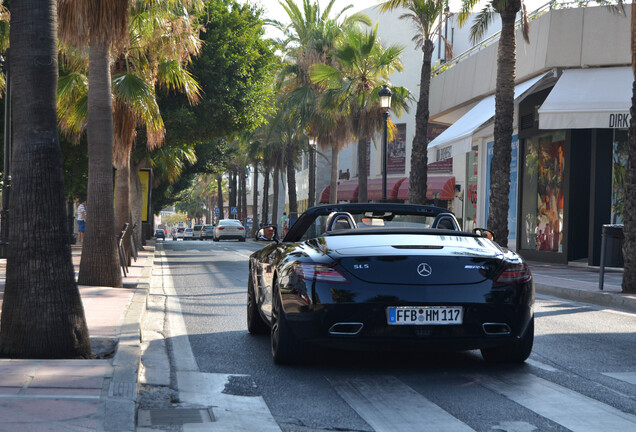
[77, 199, 86, 243]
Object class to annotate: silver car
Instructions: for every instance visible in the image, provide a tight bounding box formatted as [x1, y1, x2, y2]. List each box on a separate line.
[213, 219, 246, 242]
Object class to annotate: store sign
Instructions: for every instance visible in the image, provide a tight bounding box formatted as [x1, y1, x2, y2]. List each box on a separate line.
[609, 113, 630, 128]
[436, 145, 452, 161]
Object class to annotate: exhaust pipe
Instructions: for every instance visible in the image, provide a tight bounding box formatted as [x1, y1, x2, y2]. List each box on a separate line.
[482, 323, 511, 336]
[329, 322, 363, 336]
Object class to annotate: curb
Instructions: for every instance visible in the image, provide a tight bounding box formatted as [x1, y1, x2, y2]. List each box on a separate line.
[535, 283, 636, 314]
[99, 247, 154, 432]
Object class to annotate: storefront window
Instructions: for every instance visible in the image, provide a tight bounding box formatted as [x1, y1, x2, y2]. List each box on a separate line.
[612, 129, 627, 224]
[465, 148, 478, 231]
[521, 131, 565, 252]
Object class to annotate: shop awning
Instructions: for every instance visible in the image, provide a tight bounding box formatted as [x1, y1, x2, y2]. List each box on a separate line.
[337, 179, 359, 201]
[367, 177, 408, 201]
[427, 73, 549, 161]
[397, 176, 456, 201]
[538, 67, 632, 129]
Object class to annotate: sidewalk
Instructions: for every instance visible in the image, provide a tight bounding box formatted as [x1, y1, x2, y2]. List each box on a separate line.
[0, 243, 636, 431]
[0, 242, 154, 432]
[529, 260, 636, 313]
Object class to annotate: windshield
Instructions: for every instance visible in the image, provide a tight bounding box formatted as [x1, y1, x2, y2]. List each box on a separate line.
[285, 204, 462, 243]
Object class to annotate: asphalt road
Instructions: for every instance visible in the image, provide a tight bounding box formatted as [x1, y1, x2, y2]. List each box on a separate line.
[152, 238, 636, 432]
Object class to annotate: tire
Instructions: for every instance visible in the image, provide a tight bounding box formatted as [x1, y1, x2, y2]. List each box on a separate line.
[247, 272, 268, 335]
[481, 318, 534, 363]
[240, 237, 246, 242]
[213, 237, 219, 242]
[271, 283, 302, 365]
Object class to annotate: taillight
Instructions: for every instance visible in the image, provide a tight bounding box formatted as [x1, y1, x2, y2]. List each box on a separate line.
[293, 263, 349, 283]
[238, 227, 244, 230]
[495, 264, 532, 284]
[218, 227, 224, 230]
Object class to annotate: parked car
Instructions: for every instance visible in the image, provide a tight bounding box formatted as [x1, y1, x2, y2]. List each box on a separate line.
[174, 227, 185, 241]
[246, 203, 534, 365]
[193, 224, 203, 240]
[154, 229, 165, 240]
[201, 224, 215, 240]
[213, 219, 246, 242]
[183, 228, 194, 240]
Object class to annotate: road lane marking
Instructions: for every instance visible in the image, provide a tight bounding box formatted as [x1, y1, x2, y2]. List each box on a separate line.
[160, 252, 281, 431]
[602, 372, 636, 386]
[327, 376, 475, 432]
[471, 372, 636, 431]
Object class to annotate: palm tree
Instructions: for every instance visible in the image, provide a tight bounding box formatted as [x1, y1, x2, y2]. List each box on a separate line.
[0, 0, 91, 358]
[378, 0, 453, 204]
[274, 0, 370, 207]
[310, 24, 409, 202]
[114, 0, 201, 260]
[58, 0, 130, 287]
[458, 0, 530, 247]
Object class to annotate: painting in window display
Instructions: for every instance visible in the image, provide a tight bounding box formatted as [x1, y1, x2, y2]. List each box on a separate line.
[611, 129, 627, 224]
[520, 132, 565, 252]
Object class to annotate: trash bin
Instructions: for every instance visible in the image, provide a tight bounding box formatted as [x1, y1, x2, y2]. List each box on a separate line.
[601, 224, 624, 267]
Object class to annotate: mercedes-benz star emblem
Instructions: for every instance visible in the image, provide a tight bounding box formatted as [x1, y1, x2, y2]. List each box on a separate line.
[417, 263, 432, 277]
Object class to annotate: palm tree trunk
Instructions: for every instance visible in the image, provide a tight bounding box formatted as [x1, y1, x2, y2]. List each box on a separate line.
[286, 143, 298, 215]
[357, 137, 368, 203]
[409, 40, 434, 204]
[252, 163, 259, 237]
[330, 141, 339, 203]
[0, 0, 91, 358]
[622, 6, 636, 294]
[115, 158, 131, 265]
[216, 173, 224, 220]
[229, 170, 237, 208]
[78, 38, 123, 288]
[130, 161, 144, 249]
[272, 167, 280, 230]
[488, 7, 518, 248]
[262, 166, 270, 225]
[309, 145, 316, 207]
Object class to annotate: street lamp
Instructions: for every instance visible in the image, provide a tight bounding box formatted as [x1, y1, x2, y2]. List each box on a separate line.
[379, 85, 392, 202]
[308, 136, 317, 208]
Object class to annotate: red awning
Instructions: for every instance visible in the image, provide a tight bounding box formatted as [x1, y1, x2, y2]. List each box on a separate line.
[337, 179, 359, 202]
[367, 177, 408, 201]
[397, 176, 456, 201]
[319, 185, 330, 204]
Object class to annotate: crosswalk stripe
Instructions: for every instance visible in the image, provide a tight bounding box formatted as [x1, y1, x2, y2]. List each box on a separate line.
[472, 373, 636, 432]
[327, 376, 475, 432]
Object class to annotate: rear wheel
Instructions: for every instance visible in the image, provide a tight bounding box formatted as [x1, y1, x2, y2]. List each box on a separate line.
[247, 272, 268, 335]
[481, 318, 534, 363]
[271, 283, 302, 365]
[213, 236, 219, 242]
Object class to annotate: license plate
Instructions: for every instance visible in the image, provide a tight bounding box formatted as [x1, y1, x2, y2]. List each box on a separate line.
[387, 306, 463, 325]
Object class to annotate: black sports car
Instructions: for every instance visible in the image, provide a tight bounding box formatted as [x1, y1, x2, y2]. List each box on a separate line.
[247, 203, 534, 365]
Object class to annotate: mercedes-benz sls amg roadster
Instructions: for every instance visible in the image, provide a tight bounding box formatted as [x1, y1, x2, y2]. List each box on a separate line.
[246, 203, 534, 365]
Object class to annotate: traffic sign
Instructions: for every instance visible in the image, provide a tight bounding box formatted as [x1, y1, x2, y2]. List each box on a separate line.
[214, 207, 220, 217]
[231, 207, 238, 215]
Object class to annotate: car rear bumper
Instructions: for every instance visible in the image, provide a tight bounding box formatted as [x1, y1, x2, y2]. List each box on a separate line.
[280, 280, 534, 352]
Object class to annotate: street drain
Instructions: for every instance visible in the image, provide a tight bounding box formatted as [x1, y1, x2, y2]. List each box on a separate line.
[137, 408, 215, 426]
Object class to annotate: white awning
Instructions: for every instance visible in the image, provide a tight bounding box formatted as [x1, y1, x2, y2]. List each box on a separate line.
[428, 73, 548, 161]
[538, 67, 632, 129]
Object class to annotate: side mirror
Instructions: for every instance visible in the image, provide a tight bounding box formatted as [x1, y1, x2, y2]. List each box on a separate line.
[473, 228, 495, 241]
